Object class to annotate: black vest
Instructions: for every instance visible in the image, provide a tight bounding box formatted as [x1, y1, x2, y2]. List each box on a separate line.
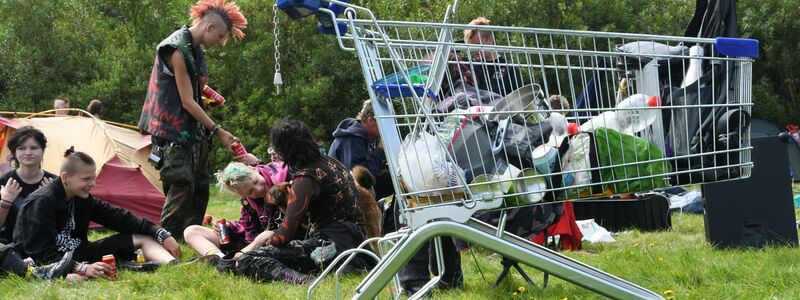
[138, 26, 209, 144]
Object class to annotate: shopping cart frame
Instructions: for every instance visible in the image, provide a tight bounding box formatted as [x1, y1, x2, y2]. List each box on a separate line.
[296, 1, 756, 299]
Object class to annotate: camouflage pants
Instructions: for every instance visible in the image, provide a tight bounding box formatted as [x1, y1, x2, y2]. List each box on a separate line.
[159, 140, 210, 240]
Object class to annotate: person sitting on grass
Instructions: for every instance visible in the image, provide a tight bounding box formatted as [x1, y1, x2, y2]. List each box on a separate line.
[0, 126, 58, 245]
[13, 148, 180, 280]
[184, 161, 307, 260]
[214, 118, 373, 284]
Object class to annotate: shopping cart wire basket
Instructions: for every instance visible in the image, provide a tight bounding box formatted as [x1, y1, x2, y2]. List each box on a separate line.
[280, 1, 758, 299]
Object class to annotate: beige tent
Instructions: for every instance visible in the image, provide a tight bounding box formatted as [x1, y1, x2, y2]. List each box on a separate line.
[0, 114, 165, 224]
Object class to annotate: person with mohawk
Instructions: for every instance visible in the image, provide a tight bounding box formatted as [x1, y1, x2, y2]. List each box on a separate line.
[138, 0, 248, 239]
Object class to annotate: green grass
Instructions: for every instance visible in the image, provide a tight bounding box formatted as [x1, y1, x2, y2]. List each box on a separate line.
[1, 185, 799, 299]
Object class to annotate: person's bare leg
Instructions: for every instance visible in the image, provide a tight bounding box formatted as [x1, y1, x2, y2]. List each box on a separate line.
[233, 230, 274, 259]
[132, 234, 176, 263]
[184, 225, 222, 257]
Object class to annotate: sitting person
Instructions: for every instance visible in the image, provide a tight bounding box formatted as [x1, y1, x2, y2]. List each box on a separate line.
[0, 126, 57, 245]
[14, 148, 180, 280]
[184, 161, 307, 260]
[464, 17, 525, 97]
[328, 100, 392, 200]
[435, 50, 502, 113]
[215, 118, 372, 283]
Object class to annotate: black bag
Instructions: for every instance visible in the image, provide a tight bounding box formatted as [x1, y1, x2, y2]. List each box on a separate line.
[663, 62, 750, 184]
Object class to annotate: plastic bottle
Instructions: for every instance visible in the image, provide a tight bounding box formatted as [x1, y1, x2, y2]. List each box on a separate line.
[547, 112, 568, 147]
[681, 45, 704, 88]
[579, 94, 660, 135]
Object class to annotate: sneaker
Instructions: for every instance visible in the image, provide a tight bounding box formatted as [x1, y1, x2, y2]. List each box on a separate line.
[121, 261, 162, 272]
[31, 251, 73, 280]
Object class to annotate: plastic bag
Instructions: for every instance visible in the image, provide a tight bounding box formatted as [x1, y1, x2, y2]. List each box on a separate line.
[575, 219, 615, 243]
[561, 133, 593, 198]
[397, 132, 465, 196]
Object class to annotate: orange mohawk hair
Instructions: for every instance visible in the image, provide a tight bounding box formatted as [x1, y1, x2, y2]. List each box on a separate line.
[190, 0, 248, 41]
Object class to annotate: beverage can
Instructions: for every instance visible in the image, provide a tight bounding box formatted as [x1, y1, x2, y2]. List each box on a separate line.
[202, 85, 225, 107]
[231, 141, 248, 156]
[101, 254, 117, 280]
[217, 219, 230, 245]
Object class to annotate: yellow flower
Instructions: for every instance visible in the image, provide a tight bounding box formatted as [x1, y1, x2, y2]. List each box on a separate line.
[634, 243, 639, 247]
[512, 292, 518, 296]
[658, 256, 664, 262]
[663, 290, 674, 297]
[560, 298, 569, 300]
[648, 243, 654, 247]
[518, 286, 526, 292]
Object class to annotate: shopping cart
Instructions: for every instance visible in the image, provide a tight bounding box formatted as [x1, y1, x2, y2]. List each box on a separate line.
[281, 0, 758, 299]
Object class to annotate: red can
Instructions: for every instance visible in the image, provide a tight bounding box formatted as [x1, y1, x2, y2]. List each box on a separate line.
[217, 219, 230, 245]
[202, 85, 226, 107]
[231, 141, 248, 156]
[101, 254, 117, 280]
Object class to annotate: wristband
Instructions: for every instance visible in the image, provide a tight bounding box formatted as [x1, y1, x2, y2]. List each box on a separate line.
[75, 262, 88, 276]
[210, 124, 223, 134]
[155, 228, 172, 244]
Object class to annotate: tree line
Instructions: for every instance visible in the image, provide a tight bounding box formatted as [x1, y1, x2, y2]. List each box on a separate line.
[1, 0, 797, 170]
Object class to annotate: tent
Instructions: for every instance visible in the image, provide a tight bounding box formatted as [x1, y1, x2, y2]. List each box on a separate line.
[0, 115, 165, 226]
[751, 118, 800, 181]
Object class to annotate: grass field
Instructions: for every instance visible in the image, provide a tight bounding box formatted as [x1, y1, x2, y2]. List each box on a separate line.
[1, 185, 798, 299]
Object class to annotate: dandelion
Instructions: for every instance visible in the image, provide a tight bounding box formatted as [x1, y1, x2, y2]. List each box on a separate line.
[517, 286, 526, 292]
[663, 289, 674, 297]
[560, 298, 569, 300]
[634, 243, 639, 247]
[512, 292, 518, 297]
[658, 256, 664, 262]
[648, 242, 654, 247]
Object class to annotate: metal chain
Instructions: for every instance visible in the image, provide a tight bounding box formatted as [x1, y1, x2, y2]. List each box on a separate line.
[272, 3, 283, 94]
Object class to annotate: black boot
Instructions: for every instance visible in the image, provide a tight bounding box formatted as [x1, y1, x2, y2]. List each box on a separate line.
[31, 251, 73, 280]
[275, 267, 313, 284]
[234, 253, 312, 284]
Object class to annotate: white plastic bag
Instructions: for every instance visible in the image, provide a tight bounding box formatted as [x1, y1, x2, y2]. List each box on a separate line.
[397, 132, 465, 196]
[576, 219, 615, 243]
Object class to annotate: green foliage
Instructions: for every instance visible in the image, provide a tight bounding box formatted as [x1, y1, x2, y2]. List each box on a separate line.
[0, 0, 797, 172]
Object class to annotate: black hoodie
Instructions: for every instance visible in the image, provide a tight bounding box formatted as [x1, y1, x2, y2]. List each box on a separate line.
[14, 179, 160, 264]
[327, 118, 386, 177]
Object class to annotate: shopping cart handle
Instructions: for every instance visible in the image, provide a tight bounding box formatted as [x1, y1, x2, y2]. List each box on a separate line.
[276, 0, 321, 20]
[715, 37, 759, 58]
[278, 0, 351, 35]
[317, 16, 348, 35]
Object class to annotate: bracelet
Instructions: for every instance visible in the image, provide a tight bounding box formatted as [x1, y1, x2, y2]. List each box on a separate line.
[210, 124, 223, 134]
[155, 228, 172, 244]
[75, 262, 88, 276]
